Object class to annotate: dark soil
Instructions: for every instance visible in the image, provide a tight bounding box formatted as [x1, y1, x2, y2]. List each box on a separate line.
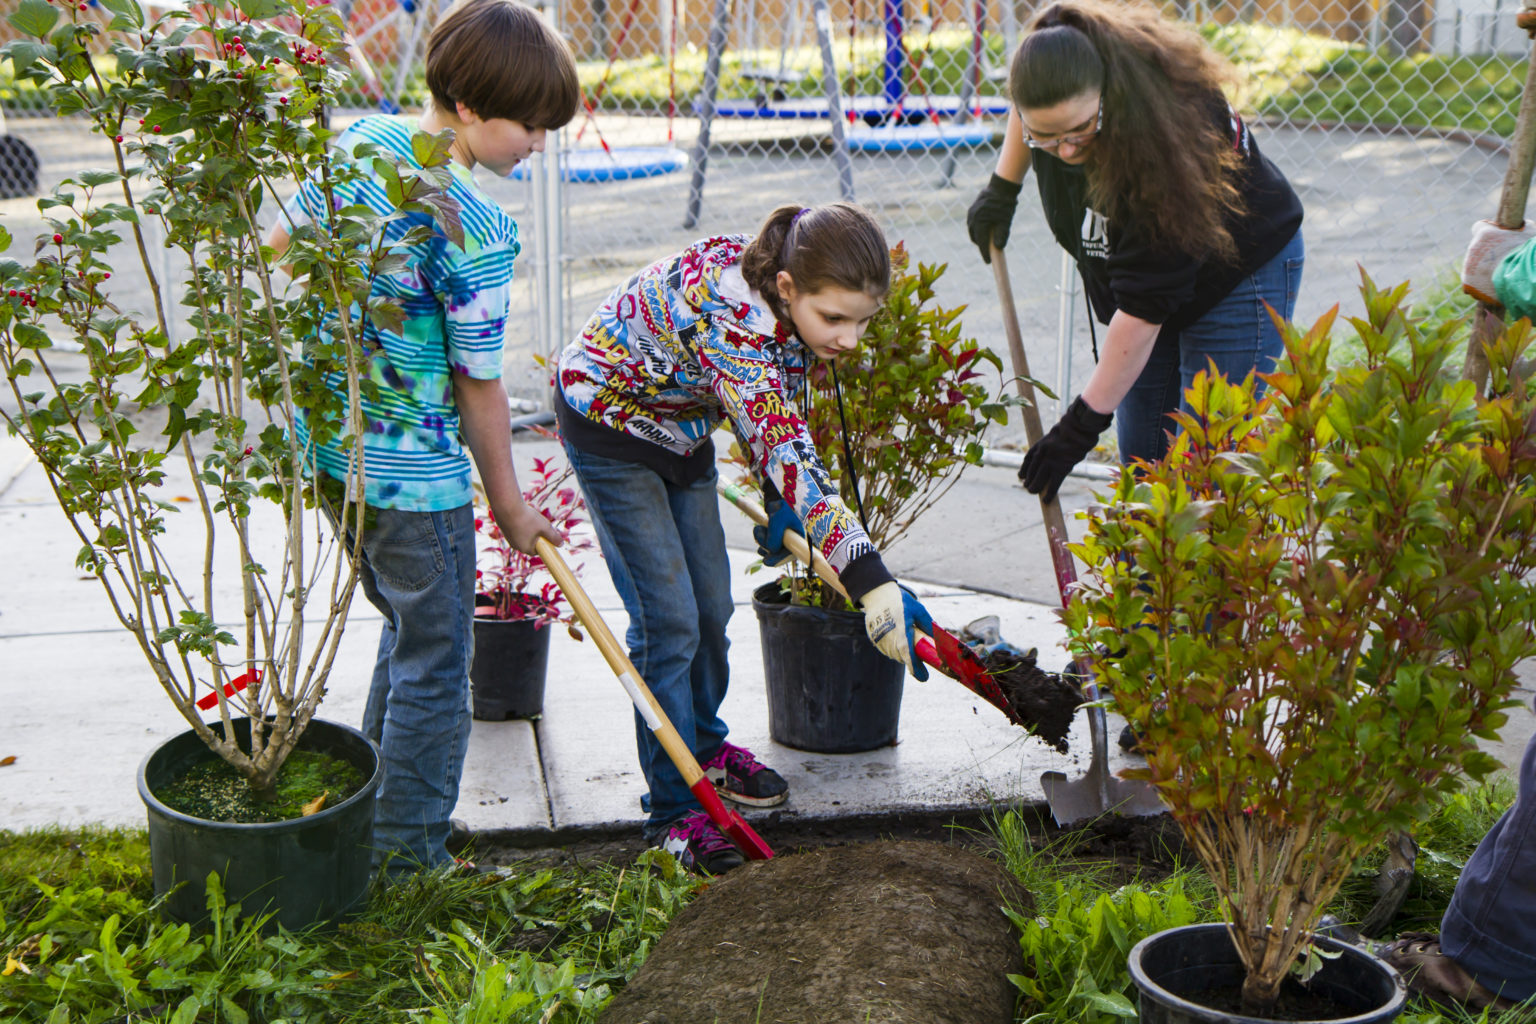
[155, 749, 364, 823]
[980, 648, 1084, 753]
[1192, 979, 1363, 1021]
[598, 839, 1031, 1024]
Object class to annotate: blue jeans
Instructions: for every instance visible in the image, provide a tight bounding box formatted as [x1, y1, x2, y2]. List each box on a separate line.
[1442, 729, 1536, 1002]
[1117, 230, 1305, 465]
[563, 443, 734, 840]
[350, 505, 476, 873]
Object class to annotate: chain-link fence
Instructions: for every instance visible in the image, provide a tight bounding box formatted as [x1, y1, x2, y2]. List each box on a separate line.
[0, 0, 1524, 434]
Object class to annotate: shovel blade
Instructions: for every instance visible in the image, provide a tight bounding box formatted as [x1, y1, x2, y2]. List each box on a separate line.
[690, 778, 774, 860]
[1040, 769, 1166, 827]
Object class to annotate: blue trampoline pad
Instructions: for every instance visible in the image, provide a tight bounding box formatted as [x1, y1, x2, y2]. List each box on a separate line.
[844, 123, 998, 151]
[509, 147, 688, 182]
[700, 93, 1012, 120]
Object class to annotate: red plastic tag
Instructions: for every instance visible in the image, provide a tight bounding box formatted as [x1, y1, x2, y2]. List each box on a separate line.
[196, 669, 261, 711]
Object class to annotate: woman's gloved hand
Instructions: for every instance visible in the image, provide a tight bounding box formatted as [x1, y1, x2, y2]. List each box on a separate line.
[860, 581, 934, 682]
[966, 174, 1023, 265]
[753, 499, 803, 567]
[1463, 219, 1536, 306]
[1019, 396, 1114, 504]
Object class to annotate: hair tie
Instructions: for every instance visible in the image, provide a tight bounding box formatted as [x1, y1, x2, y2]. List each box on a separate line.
[791, 207, 811, 227]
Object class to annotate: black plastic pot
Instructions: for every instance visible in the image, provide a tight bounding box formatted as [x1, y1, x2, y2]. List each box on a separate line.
[752, 581, 903, 753]
[1128, 923, 1407, 1024]
[137, 717, 382, 931]
[470, 611, 551, 720]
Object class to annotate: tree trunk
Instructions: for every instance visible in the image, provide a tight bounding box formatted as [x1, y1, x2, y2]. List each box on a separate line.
[1240, 969, 1284, 1018]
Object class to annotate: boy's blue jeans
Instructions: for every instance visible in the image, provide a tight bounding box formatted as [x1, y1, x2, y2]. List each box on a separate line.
[350, 505, 476, 873]
[563, 442, 734, 841]
[1442, 728, 1536, 1001]
[1117, 230, 1305, 465]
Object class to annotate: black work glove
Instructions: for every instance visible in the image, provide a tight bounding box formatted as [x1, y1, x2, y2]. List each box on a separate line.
[1019, 396, 1113, 504]
[966, 173, 1023, 265]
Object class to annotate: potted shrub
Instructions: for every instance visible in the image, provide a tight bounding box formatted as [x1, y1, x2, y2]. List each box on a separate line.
[0, 0, 465, 927]
[470, 446, 591, 720]
[750, 243, 1007, 753]
[1063, 274, 1536, 1022]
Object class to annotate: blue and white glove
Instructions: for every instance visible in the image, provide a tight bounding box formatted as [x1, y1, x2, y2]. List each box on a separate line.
[753, 499, 803, 568]
[860, 581, 934, 682]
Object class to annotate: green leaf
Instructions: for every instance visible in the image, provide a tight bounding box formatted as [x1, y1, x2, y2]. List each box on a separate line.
[168, 996, 201, 1024]
[98, 0, 145, 30]
[1081, 990, 1139, 1018]
[78, 170, 124, 188]
[7, 0, 59, 39]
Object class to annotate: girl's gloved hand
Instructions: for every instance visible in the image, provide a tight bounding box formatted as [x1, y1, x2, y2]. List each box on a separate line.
[860, 581, 934, 681]
[753, 499, 803, 567]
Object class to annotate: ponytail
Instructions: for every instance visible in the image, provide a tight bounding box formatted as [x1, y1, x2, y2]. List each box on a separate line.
[741, 202, 890, 322]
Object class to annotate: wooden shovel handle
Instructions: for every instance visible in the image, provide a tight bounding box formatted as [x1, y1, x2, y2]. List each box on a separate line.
[991, 245, 1080, 610]
[534, 536, 704, 789]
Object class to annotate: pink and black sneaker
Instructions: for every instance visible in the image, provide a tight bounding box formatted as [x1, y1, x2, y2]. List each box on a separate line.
[660, 811, 745, 875]
[701, 740, 788, 808]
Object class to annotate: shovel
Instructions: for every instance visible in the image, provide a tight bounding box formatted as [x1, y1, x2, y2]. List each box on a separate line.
[534, 536, 774, 860]
[715, 481, 1025, 726]
[990, 244, 1163, 826]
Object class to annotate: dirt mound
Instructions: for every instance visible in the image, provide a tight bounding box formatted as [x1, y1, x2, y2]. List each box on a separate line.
[598, 839, 1031, 1024]
[981, 648, 1084, 752]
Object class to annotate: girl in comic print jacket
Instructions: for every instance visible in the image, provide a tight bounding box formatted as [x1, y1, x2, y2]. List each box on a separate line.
[554, 203, 935, 871]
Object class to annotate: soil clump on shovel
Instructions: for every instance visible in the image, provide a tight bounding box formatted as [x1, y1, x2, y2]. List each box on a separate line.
[598, 839, 1028, 1024]
[980, 648, 1084, 753]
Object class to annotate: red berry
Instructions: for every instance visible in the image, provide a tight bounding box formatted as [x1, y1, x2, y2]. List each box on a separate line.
[7, 290, 15, 297]
[78, 2, 87, 9]
[152, 125, 161, 133]
[52, 234, 62, 243]
[103, 272, 111, 280]
[280, 97, 288, 105]
[243, 446, 253, 455]
[114, 135, 123, 143]
[139, 118, 145, 125]
[235, 72, 242, 79]
[317, 57, 326, 65]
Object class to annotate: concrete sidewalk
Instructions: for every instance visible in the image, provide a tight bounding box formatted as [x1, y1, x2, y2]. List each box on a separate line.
[2, 430, 1532, 845]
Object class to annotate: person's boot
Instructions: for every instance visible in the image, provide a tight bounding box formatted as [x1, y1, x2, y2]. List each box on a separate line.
[1376, 933, 1517, 1013]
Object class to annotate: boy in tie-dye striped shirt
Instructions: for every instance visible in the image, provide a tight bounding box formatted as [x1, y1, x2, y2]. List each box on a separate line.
[268, 0, 579, 876]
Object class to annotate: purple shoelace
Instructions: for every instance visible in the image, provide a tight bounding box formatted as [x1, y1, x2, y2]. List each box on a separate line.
[672, 812, 735, 854]
[708, 741, 764, 776]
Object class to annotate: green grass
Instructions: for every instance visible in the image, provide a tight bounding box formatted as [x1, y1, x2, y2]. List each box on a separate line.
[0, 776, 1519, 1022]
[0, 828, 699, 1022]
[1204, 22, 1525, 137]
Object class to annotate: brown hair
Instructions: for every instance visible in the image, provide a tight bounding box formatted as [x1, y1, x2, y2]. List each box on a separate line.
[426, 0, 581, 131]
[739, 202, 890, 324]
[1010, 0, 1243, 262]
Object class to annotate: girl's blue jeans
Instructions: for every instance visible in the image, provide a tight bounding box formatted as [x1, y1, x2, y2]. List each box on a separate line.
[1116, 230, 1305, 465]
[1442, 728, 1536, 1001]
[350, 504, 476, 874]
[562, 442, 735, 841]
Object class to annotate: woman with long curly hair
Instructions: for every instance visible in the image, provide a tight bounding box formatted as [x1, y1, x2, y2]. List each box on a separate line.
[967, 0, 1303, 500]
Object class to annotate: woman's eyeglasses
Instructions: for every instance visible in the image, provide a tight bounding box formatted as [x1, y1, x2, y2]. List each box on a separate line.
[1023, 98, 1103, 150]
